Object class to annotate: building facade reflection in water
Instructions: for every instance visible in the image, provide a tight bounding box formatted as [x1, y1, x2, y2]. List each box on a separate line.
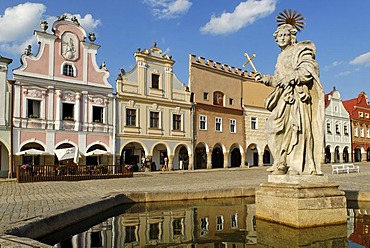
[54, 198, 370, 247]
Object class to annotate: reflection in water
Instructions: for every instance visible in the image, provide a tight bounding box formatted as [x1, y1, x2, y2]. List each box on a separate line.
[46, 198, 370, 247]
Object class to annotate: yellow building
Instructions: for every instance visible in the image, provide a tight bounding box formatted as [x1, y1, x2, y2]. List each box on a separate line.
[242, 78, 273, 166]
[116, 43, 192, 171]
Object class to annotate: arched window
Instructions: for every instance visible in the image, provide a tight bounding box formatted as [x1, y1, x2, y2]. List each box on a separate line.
[213, 91, 224, 106]
[62, 64, 74, 77]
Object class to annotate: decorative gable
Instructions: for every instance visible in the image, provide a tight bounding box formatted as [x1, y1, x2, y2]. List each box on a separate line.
[14, 16, 111, 90]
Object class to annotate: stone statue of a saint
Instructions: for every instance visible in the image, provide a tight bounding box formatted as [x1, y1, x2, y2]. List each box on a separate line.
[255, 11, 324, 175]
[63, 37, 76, 59]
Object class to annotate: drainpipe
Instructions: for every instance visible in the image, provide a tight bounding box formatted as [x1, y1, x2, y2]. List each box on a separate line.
[9, 80, 14, 178]
[190, 92, 195, 170]
[112, 93, 117, 173]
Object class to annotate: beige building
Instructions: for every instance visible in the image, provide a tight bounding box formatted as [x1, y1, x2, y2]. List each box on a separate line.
[189, 55, 246, 169]
[242, 79, 273, 167]
[116, 43, 192, 171]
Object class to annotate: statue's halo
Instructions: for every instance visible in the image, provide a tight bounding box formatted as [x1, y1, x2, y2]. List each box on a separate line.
[276, 9, 305, 32]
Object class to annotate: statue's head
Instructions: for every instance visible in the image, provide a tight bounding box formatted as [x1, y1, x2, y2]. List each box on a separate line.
[273, 24, 297, 49]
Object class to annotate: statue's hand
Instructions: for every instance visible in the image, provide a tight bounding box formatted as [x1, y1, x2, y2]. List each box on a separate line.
[254, 72, 263, 81]
[255, 72, 271, 86]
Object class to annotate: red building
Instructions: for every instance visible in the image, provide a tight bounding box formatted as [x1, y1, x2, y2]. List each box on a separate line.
[343, 92, 370, 162]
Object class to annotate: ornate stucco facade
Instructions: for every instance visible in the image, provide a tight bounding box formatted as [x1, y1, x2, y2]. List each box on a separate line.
[324, 88, 352, 163]
[0, 56, 13, 177]
[116, 43, 192, 171]
[189, 55, 246, 169]
[12, 17, 114, 172]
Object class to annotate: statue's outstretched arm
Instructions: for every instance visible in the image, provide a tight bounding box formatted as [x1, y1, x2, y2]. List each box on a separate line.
[255, 72, 275, 87]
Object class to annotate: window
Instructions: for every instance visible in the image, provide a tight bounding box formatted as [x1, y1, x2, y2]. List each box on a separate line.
[92, 106, 103, 123]
[215, 117, 222, 132]
[62, 103, 74, 121]
[251, 117, 258, 130]
[213, 92, 224, 106]
[366, 113, 370, 119]
[344, 125, 348, 135]
[334, 106, 338, 112]
[367, 129, 370, 138]
[229, 98, 234, 105]
[125, 226, 137, 243]
[200, 218, 209, 237]
[354, 127, 358, 137]
[200, 115, 207, 130]
[327, 123, 331, 133]
[231, 214, 238, 229]
[360, 128, 364, 137]
[172, 219, 183, 236]
[150, 111, 159, 128]
[335, 124, 340, 134]
[149, 223, 160, 240]
[359, 112, 364, 118]
[126, 109, 136, 126]
[230, 119, 236, 133]
[62, 64, 74, 77]
[27, 99, 41, 118]
[173, 114, 181, 130]
[152, 74, 159, 89]
[203, 92, 209, 100]
[216, 215, 224, 231]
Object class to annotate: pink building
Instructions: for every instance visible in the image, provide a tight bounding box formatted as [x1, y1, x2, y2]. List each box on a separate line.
[12, 16, 114, 170]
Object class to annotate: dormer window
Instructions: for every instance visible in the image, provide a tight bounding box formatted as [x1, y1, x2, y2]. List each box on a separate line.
[62, 63, 75, 77]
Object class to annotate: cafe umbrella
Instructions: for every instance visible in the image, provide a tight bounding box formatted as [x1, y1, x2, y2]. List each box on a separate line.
[15, 148, 50, 165]
[85, 149, 110, 165]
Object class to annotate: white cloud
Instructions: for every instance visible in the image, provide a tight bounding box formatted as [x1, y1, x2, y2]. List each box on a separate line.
[164, 47, 171, 54]
[0, 3, 101, 57]
[0, 2, 46, 42]
[338, 71, 351, 77]
[200, 0, 277, 35]
[350, 52, 370, 67]
[0, 37, 37, 56]
[324, 60, 343, 71]
[143, 0, 192, 19]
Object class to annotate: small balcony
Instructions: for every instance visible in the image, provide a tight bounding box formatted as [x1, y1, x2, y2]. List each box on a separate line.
[16, 116, 47, 129]
[62, 118, 75, 131]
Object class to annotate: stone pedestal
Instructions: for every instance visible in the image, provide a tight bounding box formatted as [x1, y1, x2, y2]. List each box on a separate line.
[256, 219, 347, 247]
[255, 175, 347, 228]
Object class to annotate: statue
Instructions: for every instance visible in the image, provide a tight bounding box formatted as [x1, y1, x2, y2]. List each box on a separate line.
[62, 37, 76, 59]
[24, 45, 32, 56]
[255, 10, 324, 175]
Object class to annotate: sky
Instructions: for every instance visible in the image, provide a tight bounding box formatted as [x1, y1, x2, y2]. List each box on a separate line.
[0, 0, 369, 100]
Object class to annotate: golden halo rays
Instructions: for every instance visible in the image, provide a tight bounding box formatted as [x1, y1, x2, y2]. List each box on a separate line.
[276, 9, 305, 32]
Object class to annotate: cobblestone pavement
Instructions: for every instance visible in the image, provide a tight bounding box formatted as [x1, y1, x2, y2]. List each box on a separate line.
[1, 163, 370, 235]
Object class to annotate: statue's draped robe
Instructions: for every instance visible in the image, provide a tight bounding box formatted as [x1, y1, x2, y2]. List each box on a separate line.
[264, 41, 324, 174]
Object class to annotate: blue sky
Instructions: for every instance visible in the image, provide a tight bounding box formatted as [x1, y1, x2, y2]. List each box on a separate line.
[0, 0, 369, 100]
